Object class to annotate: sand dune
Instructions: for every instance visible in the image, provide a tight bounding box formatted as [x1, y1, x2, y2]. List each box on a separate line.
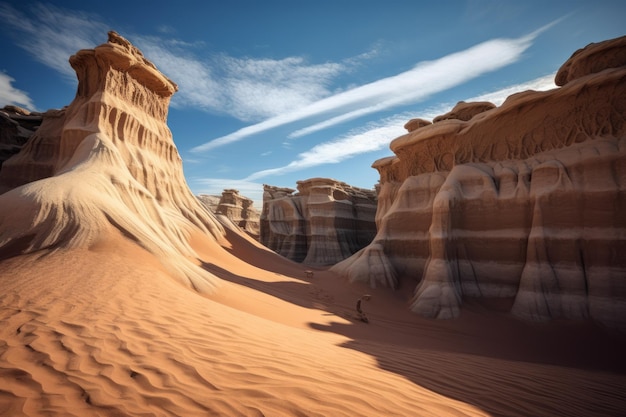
[2, 232, 625, 416]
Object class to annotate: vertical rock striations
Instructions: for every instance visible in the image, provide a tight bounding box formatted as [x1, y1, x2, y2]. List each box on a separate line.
[332, 36, 626, 328]
[0, 32, 224, 292]
[261, 179, 378, 265]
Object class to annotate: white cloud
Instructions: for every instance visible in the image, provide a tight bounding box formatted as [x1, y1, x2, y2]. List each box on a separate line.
[468, 73, 556, 105]
[192, 22, 558, 153]
[244, 113, 411, 181]
[243, 73, 561, 181]
[0, 3, 361, 125]
[0, 72, 35, 110]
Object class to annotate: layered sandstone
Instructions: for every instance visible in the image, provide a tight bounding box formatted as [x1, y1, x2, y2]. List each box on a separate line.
[216, 189, 260, 239]
[197, 190, 261, 239]
[332, 36, 626, 328]
[0, 32, 225, 292]
[261, 178, 377, 265]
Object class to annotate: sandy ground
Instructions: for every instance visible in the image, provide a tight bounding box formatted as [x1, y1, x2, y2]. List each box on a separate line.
[1, 228, 625, 417]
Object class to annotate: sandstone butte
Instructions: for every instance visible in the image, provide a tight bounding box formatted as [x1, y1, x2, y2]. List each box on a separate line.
[198, 189, 261, 240]
[1, 31, 626, 417]
[260, 179, 377, 265]
[332, 35, 626, 329]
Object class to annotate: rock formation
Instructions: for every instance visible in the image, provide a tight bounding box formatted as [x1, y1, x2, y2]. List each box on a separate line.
[0, 105, 42, 169]
[196, 193, 221, 213]
[211, 189, 260, 239]
[261, 178, 377, 265]
[332, 36, 626, 329]
[0, 31, 225, 292]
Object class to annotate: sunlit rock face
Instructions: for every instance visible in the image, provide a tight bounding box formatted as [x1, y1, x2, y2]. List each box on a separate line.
[0, 32, 225, 292]
[216, 189, 261, 239]
[332, 36, 626, 329]
[197, 190, 261, 239]
[261, 179, 378, 265]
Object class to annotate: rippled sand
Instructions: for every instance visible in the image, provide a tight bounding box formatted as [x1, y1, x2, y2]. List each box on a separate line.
[1, 229, 625, 416]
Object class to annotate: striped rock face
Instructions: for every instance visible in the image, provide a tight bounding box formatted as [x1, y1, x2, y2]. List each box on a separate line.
[332, 35, 626, 329]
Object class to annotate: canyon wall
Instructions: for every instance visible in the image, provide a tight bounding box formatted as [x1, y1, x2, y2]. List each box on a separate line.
[332, 36, 626, 328]
[261, 178, 377, 265]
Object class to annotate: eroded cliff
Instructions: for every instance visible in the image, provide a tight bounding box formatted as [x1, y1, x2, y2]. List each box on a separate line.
[332, 36, 626, 328]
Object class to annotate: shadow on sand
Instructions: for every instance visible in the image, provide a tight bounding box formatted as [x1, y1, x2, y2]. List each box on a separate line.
[201, 259, 626, 417]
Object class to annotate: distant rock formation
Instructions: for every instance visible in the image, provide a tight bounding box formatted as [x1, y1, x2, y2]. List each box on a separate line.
[261, 178, 377, 265]
[332, 36, 626, 329]
[196, 194, 221, 213]
[0, 105, 42, 169]
[198, 189, 260, 239]
[0, 31, 224, 292]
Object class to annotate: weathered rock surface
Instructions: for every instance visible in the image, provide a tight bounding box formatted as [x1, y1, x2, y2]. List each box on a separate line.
[216, 189, 260, 239]
[197, 190, 260, 239]
[0, 32, 225, 292]
[404, 118, 432, 132]
[261, 178, 377, 265]
[432, 101, 496, 123]
[332, 36, 626, 329]
[196, 193, 221, 213]
[0, 105, 42, 169]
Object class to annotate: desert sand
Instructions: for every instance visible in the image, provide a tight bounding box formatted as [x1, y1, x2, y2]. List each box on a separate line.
[1, 227, 626, 416]
[1, 32, 626, 417]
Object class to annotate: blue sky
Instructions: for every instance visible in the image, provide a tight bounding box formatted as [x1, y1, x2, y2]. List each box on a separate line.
[1, 1, 624, 207]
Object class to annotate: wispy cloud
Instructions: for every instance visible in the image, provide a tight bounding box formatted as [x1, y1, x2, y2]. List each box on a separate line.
[0, 72, 36, 110]
[193, 20, 561, 153]
[244, 113, 412, 181]
[0, 3, 109, 80]
[133, 36, 350, 121]
[468, 73, 556, 105]
[243, 73, 558, 182]
[0, 3, 370, 124]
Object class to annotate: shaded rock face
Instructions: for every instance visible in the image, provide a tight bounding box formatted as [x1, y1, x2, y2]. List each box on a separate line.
[261, 178, 377, 265]
[0, 32, 224, 292]
[0, 106, 42, 170]
[332, 36, 626, 329]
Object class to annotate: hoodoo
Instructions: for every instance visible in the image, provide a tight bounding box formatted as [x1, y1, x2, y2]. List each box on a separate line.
[0, 32, 225, 292]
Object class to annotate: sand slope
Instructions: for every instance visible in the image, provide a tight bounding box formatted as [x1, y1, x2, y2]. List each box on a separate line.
[1, 232, 625, 416]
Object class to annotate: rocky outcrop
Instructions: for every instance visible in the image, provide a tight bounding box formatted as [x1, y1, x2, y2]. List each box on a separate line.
[196, 194, 221, 213]
[216, 189, 260, 239]
[432, 101, 496, 123]
[0, 105, 42, 169]
[0, 32, 224, 292]
[197, 190, 260, 239]
[332, 36, 626, 329]
[261, 178, 377, 265]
